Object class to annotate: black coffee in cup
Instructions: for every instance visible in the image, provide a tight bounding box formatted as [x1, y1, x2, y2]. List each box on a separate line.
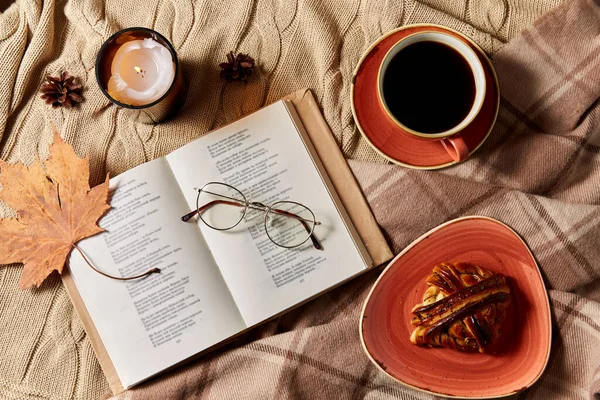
[382, 41, 476, 134]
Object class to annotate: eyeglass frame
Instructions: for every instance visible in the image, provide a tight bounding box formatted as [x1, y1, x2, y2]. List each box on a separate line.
[181, 182, 323, 250]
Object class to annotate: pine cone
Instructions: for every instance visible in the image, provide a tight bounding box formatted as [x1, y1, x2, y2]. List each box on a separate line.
[219, 51, 255, 82]
[40, 72, 84, 108]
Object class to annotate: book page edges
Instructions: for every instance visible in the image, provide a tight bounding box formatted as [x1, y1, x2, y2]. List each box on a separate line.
[281, 99, 372, 268]
[283, 89, 393, 266]
[61, 88, 392, 395]
[61, 269, 125, 394]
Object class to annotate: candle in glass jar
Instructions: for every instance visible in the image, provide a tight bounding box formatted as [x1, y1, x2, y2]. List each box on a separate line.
[107, 38, 175, 106]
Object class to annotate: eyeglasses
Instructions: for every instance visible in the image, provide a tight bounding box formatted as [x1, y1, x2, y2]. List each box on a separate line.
[181, 182, 323, 250]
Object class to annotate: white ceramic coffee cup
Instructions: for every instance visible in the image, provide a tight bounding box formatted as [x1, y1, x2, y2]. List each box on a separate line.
[377, 31, 487, 162]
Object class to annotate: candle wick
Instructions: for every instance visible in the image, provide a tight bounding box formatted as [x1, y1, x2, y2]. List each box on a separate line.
[134, 66, 146, 78]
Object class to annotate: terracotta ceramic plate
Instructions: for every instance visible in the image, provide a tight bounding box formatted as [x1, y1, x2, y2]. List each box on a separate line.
[351, 24, 500, 169]
[360, 217, 552, 398]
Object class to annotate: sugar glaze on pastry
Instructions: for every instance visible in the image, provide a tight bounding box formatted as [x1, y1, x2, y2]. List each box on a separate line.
[410, 262, 511, 353]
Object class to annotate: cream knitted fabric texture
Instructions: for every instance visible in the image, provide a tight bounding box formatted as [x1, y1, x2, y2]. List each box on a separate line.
[0, 0, 562, 399]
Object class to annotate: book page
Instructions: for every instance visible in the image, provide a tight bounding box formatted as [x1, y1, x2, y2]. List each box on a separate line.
[167, 101, 367, 326]
[68, 157, 245, 388]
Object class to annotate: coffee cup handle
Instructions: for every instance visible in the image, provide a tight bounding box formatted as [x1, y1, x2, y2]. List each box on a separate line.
[441, 135, 469, 162]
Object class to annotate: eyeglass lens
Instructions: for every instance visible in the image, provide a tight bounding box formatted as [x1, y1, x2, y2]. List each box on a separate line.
[265, 201, 316, 248]
[197, 183, 246, 230]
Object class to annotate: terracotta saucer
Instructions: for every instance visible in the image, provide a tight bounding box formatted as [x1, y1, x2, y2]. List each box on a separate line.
[351, 24, 500, 169]
[360, 216, 552, 398]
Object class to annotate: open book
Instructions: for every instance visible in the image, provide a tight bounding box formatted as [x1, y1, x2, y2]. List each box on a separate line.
[63, 90, 392, 393]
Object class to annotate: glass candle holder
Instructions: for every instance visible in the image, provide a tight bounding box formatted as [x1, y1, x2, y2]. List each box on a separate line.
[95, 27, 186, 124]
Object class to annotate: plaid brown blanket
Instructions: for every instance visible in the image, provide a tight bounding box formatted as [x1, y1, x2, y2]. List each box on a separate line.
[112, 0, 600, 398]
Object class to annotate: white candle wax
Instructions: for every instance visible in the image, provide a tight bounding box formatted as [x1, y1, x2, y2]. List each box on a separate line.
[107, 38, 175, 106]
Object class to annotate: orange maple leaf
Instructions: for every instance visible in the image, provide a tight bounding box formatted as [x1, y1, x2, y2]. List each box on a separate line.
[0, 128, 110, 289]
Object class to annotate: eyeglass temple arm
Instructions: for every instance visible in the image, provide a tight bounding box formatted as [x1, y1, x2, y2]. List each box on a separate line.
[181, 201, 323, 251]
[181, 200, 244, 222]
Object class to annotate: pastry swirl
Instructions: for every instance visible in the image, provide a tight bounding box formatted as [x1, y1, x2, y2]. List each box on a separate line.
[410, 262, 511, 353]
